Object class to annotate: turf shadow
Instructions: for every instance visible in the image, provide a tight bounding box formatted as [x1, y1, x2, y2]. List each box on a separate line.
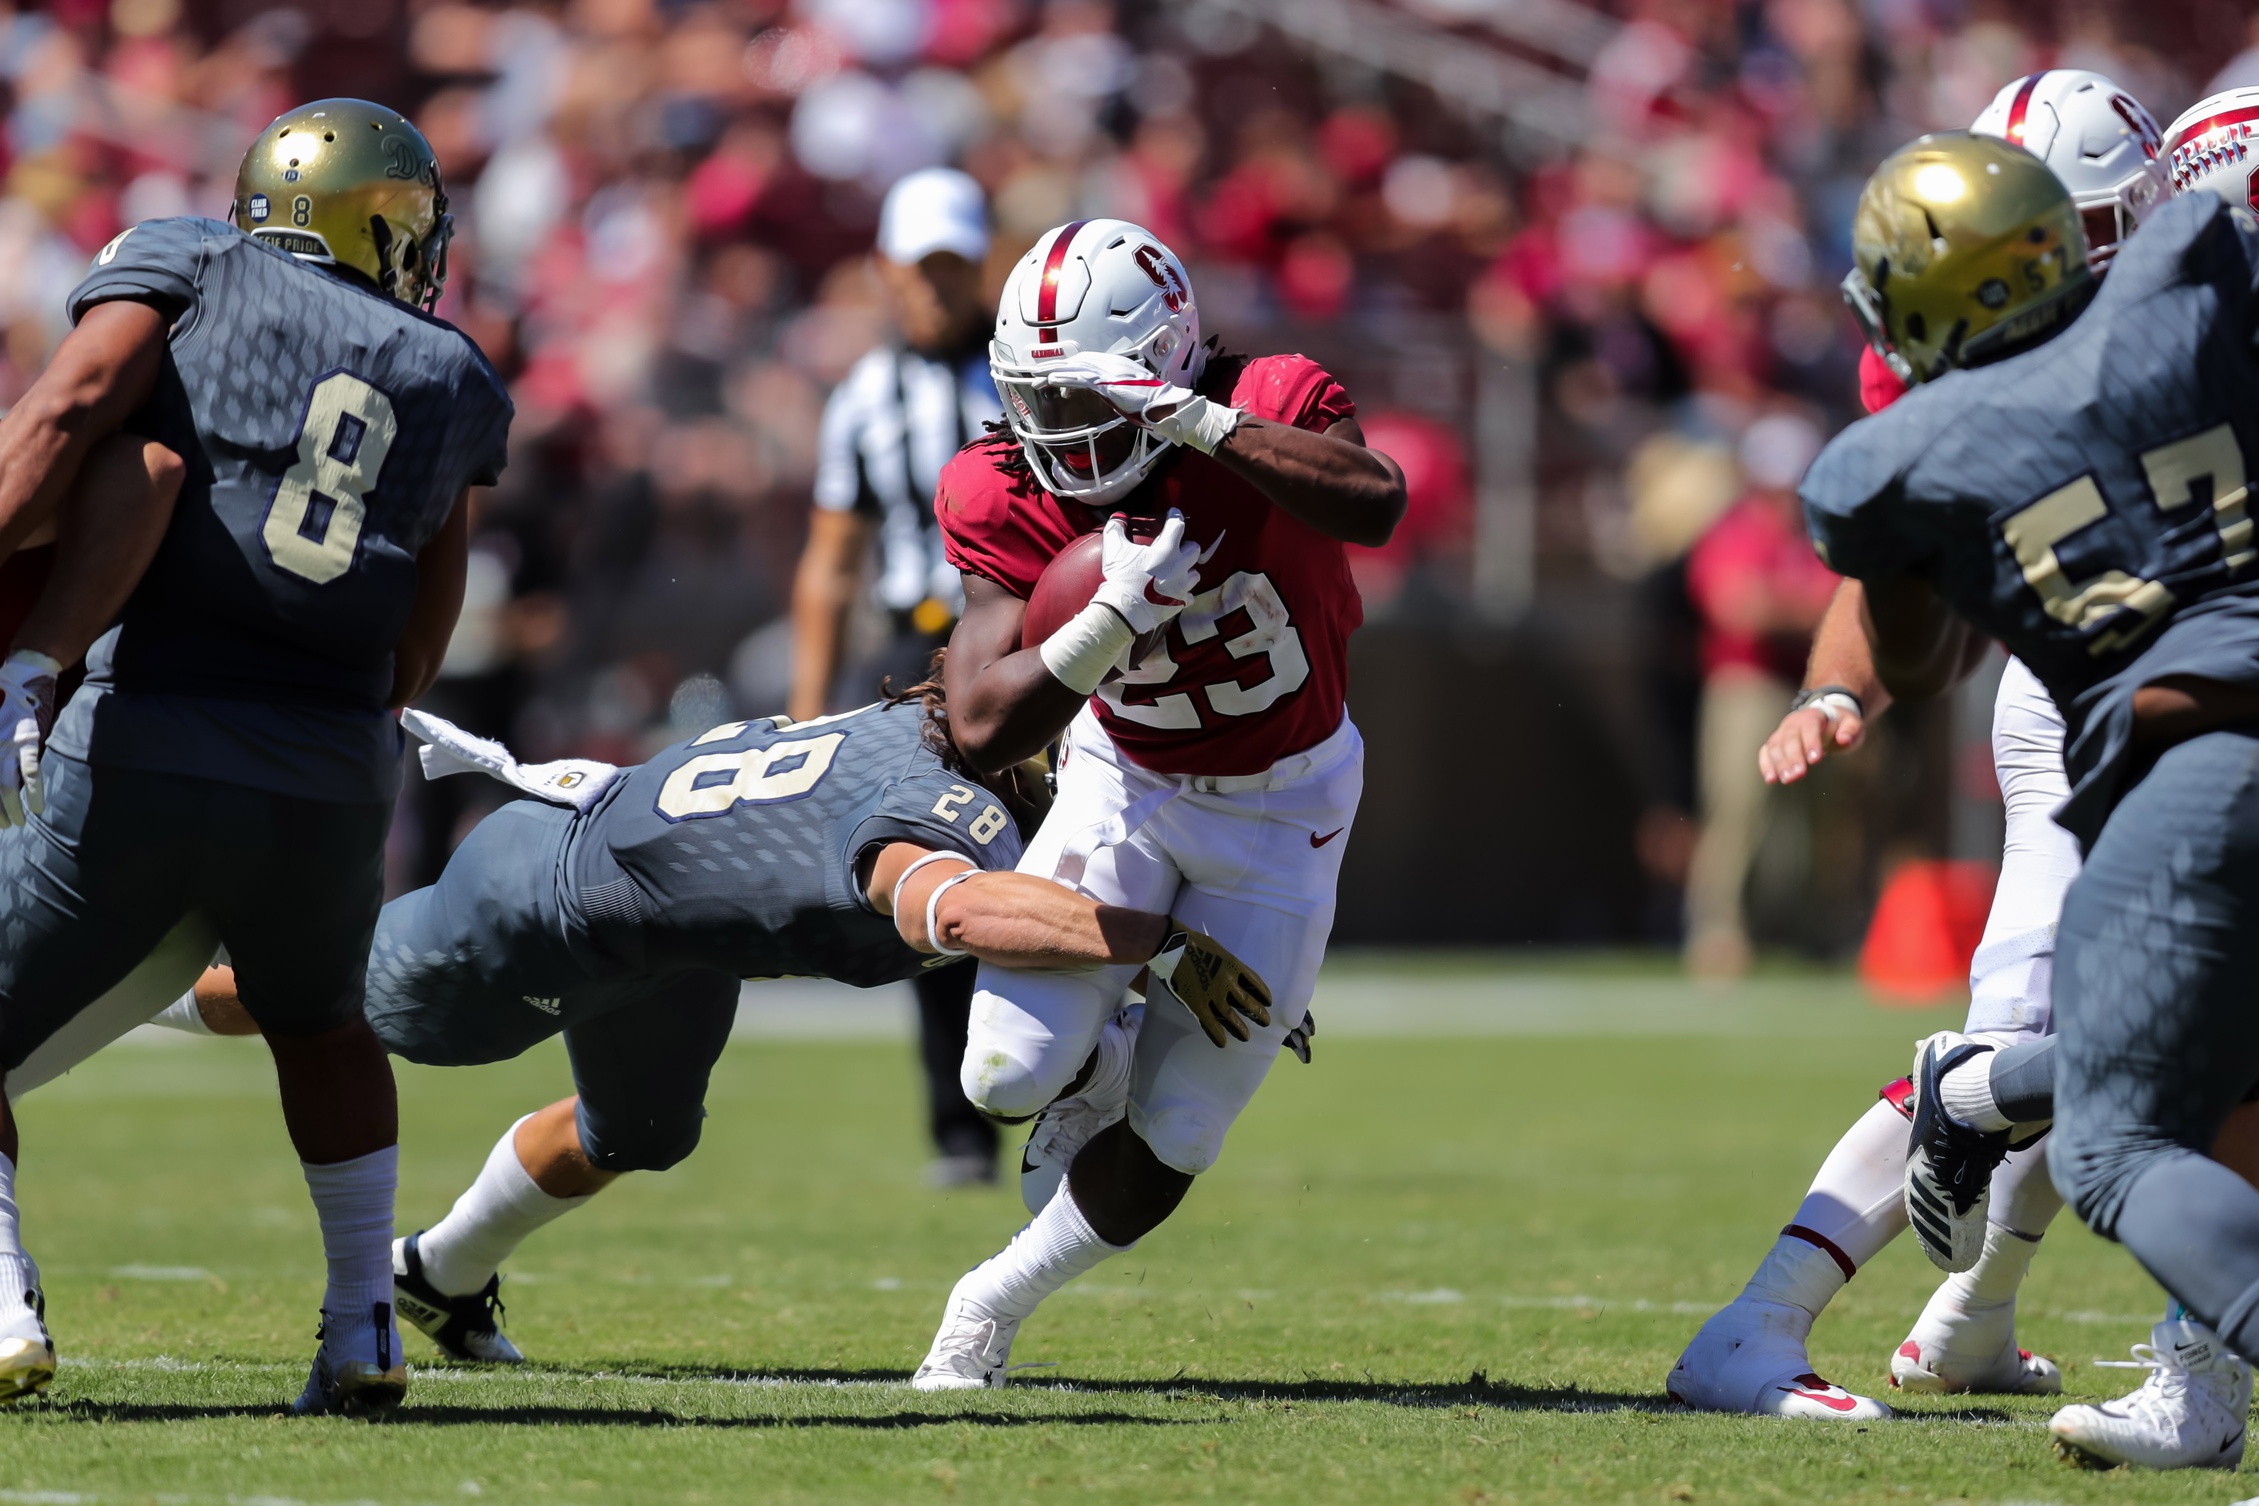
[488, 1363, 1669, 1415]
[1017, 1374, 1670, 1413]
[20, 1397, 1204, 1430]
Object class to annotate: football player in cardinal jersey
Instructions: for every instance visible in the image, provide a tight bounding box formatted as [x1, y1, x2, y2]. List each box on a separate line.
[908, 218, 1404, 1389]
[1670, 71, 2175, 1427]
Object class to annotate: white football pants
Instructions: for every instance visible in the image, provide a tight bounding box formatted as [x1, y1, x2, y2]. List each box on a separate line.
[5, 913, 220, 1098]
[1963, 655, 2081, 1040]
[963, 706, 1362, 1175]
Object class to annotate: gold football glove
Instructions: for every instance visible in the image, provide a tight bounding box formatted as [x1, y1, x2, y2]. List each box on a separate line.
[1149, 922, 1272, 1048]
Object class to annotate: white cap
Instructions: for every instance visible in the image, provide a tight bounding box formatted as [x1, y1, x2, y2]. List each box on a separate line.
[878, 166, 989, 266]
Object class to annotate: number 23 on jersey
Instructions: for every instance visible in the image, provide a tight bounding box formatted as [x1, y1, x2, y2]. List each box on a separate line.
[1101, 570, 1310, 730]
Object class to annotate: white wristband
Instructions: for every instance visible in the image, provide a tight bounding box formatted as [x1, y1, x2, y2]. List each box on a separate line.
[1037, 599, 1136, 696]
[1152, 395, 1243, 455]
[924, 869, 979, 956]
[1808, 692, 1862, 726]
[890, 849, 973, 921]
[5, 649, 60, 677]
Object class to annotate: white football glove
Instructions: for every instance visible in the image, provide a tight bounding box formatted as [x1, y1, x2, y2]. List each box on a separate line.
[402, 707, 624, 813]
[1038, 351, 1244, 454]
[1093, 510, 1201, 637]
[0, 649, 61, 829]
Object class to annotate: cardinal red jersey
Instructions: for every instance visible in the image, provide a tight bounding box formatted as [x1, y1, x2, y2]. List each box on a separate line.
[940, 352, 1360, 777]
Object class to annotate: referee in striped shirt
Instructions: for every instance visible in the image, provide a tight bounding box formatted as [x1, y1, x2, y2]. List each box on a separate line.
[789, 167, 1004, 1186]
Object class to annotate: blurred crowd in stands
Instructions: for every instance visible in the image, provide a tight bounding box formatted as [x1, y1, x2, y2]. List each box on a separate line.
[0, 0, 2242, 933]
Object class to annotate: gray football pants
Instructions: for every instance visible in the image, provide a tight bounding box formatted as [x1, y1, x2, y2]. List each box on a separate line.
[2050, 727, 2259, 1360]
[363, 799, 738, 1173]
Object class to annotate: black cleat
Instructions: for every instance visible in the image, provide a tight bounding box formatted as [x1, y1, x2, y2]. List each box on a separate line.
[1905, 1036, 2011, 1273]
[391, 1232, 523, 1364]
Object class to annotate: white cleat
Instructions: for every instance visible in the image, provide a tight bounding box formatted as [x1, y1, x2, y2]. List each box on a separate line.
[2050, 1321, 2250, 1470]
[911, 1282, 1021, 1392]
[1667, 1299, 1892, 1421]
[1891, 1243, 2060, 1395]
[1019, 1005, 1140, 1216]
[1892, 1333, 2060, 1395]
[0, 1289, 55, 1406]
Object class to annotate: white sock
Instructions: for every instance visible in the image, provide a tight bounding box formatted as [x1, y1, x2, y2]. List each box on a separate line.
[954, 1183, 1131, 1322]
[1988, 1139, 2063, 1240]
[151, 989, 212, 1035]
[1741, 1232, 1848, 1321]
[417, 1117, 591, 1297]
[1937, 1047, 2010, 1132]
[302, 1145, 400, 1361]
[1950, 1221, 2042, 1308]
[1784, 1098, 1910, 1273]
[0, 1151, 36, 1320]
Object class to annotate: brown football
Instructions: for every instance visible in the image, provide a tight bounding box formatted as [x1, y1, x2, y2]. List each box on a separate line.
[1020, 530, 1168, 678]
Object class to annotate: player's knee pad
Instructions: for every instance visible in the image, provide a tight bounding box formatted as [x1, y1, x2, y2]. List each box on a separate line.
[958, 980, 1104, 1121]
[574, 1098, 705, 1173]
[1130, 1101, 1228, 1176]
[959, 1041, 1057, 1124]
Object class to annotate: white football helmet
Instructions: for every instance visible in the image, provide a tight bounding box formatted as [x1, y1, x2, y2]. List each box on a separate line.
[1972, 70, 2167, 268]
[2163, 89, 2259, 212]
[991, 218, 1204, 506]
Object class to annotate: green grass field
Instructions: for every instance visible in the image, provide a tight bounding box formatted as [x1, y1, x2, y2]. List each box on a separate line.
[0, 960, 2238, 1505]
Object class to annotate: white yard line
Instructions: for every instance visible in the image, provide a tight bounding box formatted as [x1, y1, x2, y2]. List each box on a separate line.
[97, 968, 1908, 1050]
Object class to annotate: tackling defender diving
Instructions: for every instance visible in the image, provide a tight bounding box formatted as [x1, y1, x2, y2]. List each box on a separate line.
[104, 691, 1272, 1364]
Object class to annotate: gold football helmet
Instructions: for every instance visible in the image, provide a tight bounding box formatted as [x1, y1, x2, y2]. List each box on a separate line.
[1843, 132, 2093, 385]
[231, 99, 452, 310]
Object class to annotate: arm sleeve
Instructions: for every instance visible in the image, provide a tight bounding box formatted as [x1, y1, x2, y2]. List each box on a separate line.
[813, 354, 879, 513]
[845, 765, 1025, 910]
[67, 216, 210, 327]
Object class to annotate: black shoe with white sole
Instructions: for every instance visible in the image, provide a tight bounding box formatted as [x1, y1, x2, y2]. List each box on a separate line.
[1905, 1039, 2011, 1273]
[391, 1232, 523, 1364]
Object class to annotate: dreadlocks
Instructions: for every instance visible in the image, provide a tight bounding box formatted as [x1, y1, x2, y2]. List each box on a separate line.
[880, 649, 965, 775]
[881, 650, 1055, 833]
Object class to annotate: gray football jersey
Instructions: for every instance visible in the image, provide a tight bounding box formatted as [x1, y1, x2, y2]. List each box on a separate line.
[1805, 195, 2259, 845]
[49, 217, 512, 803]
[567, 700, 1026, 985]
